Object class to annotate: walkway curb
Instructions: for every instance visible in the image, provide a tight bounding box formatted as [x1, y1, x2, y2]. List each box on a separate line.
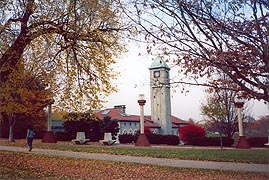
[1, 145, 268, 173]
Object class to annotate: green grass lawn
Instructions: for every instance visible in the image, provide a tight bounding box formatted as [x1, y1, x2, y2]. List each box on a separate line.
[1, 139, 268, 164]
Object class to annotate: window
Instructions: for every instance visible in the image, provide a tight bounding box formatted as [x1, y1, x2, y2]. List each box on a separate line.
[119, 112, 130, 117]
[101, 110, 110, 115]
[154, 71, 160, 78]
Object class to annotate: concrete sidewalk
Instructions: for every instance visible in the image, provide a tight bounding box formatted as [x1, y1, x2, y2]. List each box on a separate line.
[1, 145, 268, 173]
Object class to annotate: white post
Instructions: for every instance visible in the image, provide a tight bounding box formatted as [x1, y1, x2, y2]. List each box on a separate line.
[138, 94, 146, 134]
[237, 107, 243, 136]
[136, 94, 150, 146]
[233, 96, 250, 148]
[47, 104, 52, 131]
[140, 104, 145, 134]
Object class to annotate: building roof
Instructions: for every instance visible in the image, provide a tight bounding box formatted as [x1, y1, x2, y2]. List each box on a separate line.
[94, 107, 189, 129]
[95, 108, 142, 122]
[149, 56, 170, 70]
[171, 115, 189, 125]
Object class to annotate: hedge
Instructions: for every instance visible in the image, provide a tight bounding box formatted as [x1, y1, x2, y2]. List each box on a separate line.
[119, 134, 137, 144]
[186, 137, 234, 147]
[247, 137, 268, 147]
[119, 134, 179, 145]
[55, 132, 72, 141]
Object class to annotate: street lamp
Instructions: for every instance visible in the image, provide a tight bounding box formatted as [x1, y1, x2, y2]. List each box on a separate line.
[42, 99, 57, 143]
[138, 94, 146, 134]
[135, 94, 150, 146]
[233, 96, 250, 149]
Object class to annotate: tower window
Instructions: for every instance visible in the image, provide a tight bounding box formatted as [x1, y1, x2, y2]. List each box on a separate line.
[153, 71, 160, 78]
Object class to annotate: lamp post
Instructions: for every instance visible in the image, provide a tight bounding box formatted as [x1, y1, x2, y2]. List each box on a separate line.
[138, 94, 146, 134]
[47, 102, 52, 131]
[135, 94, 150, 146]
[42, 99, 57, 143]
[233, 97, 250, 149]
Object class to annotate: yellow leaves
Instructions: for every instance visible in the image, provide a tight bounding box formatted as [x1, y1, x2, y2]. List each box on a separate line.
[0, 59, 52, 117]
[1, 0, 128, 115]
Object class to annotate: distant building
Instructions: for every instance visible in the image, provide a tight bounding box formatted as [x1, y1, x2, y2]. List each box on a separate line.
[51, 120, 65, 133]
[94, 105, 189, 136]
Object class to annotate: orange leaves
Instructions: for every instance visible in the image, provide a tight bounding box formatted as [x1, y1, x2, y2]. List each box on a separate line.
[2, 151, 268, 180]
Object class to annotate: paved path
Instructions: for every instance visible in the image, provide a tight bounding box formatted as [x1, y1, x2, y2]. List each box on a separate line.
[1, 145, 268, 173]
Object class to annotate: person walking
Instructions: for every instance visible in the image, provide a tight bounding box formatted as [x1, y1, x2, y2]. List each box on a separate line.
[26, 125, 35, 151]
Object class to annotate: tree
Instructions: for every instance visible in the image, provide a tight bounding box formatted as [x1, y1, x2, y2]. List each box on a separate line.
[63, 113, 119, 141]
[178, 124, 205, 144]
[63, 112, 93, 140]
[0, 61, 51, 141]
[100, 116, 119, 139]
[201, 85, 238, 138]
[0, 0, 128, 114]
[201, 80, 251, 138]
[123, 0, 269, 103]
[245, 116, 269, 137]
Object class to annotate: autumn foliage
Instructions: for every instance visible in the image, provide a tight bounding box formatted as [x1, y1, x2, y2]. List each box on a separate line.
[126, 0, 269, 103]
[2, 150, 268, 180]
[179, 124, 205, 143]
[0, 0, 127, 113]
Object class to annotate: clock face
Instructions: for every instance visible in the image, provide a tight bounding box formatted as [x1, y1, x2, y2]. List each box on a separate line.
[154, 71, 160, 78]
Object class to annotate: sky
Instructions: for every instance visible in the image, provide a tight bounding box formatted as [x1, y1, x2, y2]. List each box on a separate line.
[103, 44, 269, 122]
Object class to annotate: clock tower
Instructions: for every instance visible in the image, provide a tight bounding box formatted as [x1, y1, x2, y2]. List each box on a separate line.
[149, 56, 172, 135]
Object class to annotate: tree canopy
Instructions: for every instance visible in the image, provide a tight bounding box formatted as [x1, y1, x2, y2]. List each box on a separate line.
[0, 0, 128, 114]
[201, 87, 239, 137]
[123, 0, 269, 102]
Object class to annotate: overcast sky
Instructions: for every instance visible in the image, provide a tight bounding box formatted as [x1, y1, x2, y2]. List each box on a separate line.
[103, 44, 269, 121]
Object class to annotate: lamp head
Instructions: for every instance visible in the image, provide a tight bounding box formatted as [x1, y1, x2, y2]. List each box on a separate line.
[234, 96, 244, 108]
[138, 94, 146, 106]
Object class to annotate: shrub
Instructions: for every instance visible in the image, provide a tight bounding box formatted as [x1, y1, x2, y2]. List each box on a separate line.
[119, 134, 137, 144]
[146, 134, 179, 145]
[55, 132, 72, 141]
[247, 137, 268, 147]
[119, 134, 179, 145]
[178, 124, 205, 144]
[64, 120, 91, 139]
[187, 137, 234, 146]
[34, 130, 45, 139]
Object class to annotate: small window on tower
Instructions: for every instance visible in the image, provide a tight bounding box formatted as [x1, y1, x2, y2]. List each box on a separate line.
[154, 71, 160, 78]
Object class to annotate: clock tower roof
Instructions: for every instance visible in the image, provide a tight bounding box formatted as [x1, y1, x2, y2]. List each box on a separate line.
[149, 56, 170, 70]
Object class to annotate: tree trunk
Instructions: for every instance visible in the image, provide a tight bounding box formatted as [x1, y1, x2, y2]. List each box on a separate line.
[9, 125, 14, 142]
[0, 119, 2, 138]
[219, 133, 223, 150]
[8, 115, 16, 142]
